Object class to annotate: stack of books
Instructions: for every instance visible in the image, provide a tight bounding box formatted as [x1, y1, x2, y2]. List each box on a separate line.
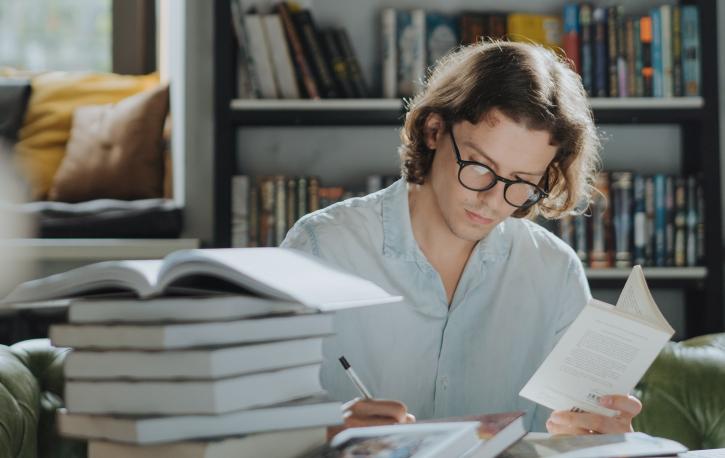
[2, 248, 402, 457]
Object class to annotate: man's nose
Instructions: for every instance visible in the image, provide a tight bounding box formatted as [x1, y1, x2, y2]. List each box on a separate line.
[478, 180, 507, 211]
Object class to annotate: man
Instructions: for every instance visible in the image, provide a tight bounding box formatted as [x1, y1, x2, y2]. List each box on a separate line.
[281, 41, 641, 435]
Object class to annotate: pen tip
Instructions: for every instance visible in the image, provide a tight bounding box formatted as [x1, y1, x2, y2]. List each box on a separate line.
[339, 356, 350, 369]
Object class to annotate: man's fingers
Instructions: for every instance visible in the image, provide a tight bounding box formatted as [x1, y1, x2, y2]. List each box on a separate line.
[549, 411, 629, 434]
[546, 417, 594, 436]
[600, 394, 642, 418]
[346, 399, 409, 423]
[345, 415, 406, 428]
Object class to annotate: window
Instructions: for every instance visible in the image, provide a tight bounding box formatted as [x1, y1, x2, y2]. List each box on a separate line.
[0, 0, 112, 72]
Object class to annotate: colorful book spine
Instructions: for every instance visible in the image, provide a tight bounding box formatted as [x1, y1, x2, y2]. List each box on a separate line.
[633, 18, 644, 97]
[590, 172, 612, 268]
[615, 5, 627, 97]
[563, 4, 580, 73]
[294, 10, 338, 98]
[681, 5, 701, 96]
[275, 2, 320, 99]
[579, 4, 594, 95]
[633, 174, 646, 266]
[612, 172, 632, 267]
[686, 176, 698, 266]
[592, 7, 608, 98]
[654, 174, 666, 266]
[381, 8, 397, 98]
[672, 5, 683, 97]
[674, 178, 686, 267]
[651, 7, 663, 97]
[640, 16, 653, 97]
[625, 17, 635, 98]
[660, 5, 673, 98]
[607, 6, 618, 97]
[665, 175, 675, 266]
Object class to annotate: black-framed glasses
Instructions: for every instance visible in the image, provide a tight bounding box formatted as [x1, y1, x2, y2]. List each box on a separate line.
[449, 129, 549, 209]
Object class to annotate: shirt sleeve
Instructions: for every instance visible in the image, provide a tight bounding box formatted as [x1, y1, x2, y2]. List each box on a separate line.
[279, 219, 320, 257]
[554, 255, 592, 337]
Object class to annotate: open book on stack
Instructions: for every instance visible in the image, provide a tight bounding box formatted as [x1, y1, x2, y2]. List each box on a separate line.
[520, 265, 675, 416]
[2, 248, 403, 457]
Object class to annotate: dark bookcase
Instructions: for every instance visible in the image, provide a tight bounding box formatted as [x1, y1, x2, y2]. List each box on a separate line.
[212, 0, 721, 337]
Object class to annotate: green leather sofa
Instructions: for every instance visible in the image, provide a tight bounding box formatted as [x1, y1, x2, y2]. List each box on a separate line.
[1, 334, 723, 457]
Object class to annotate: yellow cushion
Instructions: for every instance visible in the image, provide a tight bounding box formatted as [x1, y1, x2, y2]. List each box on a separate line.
[14, 72, 159, 199]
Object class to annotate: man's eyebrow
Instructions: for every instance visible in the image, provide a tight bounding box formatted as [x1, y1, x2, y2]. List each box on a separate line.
[463, 140, 547, 177]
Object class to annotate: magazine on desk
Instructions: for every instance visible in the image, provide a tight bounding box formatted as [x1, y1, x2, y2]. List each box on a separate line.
[520, 265, 675, 416]
[1, 247, 403, 309]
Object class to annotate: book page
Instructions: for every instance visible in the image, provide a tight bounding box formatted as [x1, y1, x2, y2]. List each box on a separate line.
[616, 266, 674, 333]
[158, 248, 403, 308]
[520, 299, 672, 416]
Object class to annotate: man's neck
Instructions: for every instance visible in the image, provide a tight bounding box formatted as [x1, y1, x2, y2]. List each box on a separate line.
[407, 183, 477, 263]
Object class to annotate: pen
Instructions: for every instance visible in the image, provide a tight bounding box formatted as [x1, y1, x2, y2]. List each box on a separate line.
[338, 356, 373, 399]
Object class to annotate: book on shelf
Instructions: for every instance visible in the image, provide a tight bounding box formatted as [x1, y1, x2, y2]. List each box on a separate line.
[229, 0, 259, 99]
[500, 432, 687, 458]
[682, 5, 701, 96]
[87, 426, 326, 458]
[50, 312, 333, 350]
[2, 247, 402, 308]
[549, 172, 703, 269]
[520, 266, 675, 416]
[275, 2, 320, 99]
[64, 363, 322, 415]
[562, 4, 580, 73]
[293, 9, 338, 98]
[506, 13, 562, 51]
[607, 6, 619, 98]
[263, 13, 301, 99]
[579, 4, 593, 95]
[57, 396, 342, 444]
[243, 13, 280, 99]
[426, 12, 459, 68]
[64, 336, 323, 380]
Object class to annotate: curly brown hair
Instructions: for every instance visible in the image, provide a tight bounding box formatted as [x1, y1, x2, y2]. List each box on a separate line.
[399, 40, 600, 219]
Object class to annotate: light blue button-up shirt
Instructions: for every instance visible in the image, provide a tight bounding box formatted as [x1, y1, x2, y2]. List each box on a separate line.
[281, 179, 591, 431]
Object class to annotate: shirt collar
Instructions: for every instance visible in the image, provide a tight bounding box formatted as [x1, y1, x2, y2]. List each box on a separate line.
[381, 178, 512, 266]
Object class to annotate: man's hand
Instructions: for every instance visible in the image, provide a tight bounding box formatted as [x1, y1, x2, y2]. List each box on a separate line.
[327, 398, 416, 440]
[546, 394, 642, 435]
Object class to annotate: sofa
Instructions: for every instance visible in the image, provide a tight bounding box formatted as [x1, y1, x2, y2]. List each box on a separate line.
[1, 334, 723, 458]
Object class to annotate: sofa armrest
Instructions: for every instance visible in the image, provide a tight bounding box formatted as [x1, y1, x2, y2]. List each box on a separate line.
[633, 333, 725, 450]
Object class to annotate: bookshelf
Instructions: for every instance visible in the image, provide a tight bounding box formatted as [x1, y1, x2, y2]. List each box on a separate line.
[212, 0, 722, 337]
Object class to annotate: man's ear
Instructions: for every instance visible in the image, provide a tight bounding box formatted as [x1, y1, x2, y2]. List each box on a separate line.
[423, 113, 446, 151]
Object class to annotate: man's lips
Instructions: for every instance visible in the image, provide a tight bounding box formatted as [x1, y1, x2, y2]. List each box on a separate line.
[465, 209, 494, 225]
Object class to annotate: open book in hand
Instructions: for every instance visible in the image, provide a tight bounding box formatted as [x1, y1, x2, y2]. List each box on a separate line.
[520, 265, 674, 416]
[1, 248, 402, 310]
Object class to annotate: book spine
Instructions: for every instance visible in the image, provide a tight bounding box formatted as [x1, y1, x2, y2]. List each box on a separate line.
[579, 4, 593, 95]
[615, 5, 627, 97]
[645, 175, 655, 265]
[590, 172, 611, 268]
[231, 175, 249, 248]
[633, 174, 646, 266]
[396, 10, 415, 97]
[274, 176, 287, 245]
[640, 16, 653, 97]
[229, 0, 260, 98]
[308, 176, 320, 212]
[654, 174, 666, 266]
[286, 177, 297, 234]
[607, 6, 618, 97]
[612, 172, 633, 268]
[633, 18, 644, 97]
[686, 175, 697, 266]
[672, 5, 683, 97]
[665, 175, 675, 266]
[625, 17, 635, 98]
[674, 177, 686, 267]
[320, 28, 356, 98]
[259, 177, 275, 247]
[275, 2, 320, 99]
[593, 7, 608, 98]
[243, 14, 280, 99]
[651, 8, 663, 98]
[563, 3, 580, 73]
[660, 5, 673, 98]
[426, 12, 458, 68]
[297, 176, 308, 218]
[411, 9, 427, 96]
[681, 5, 701, 96]
[382, 8, 398, 98]
[263, 14, 302, 99]
[487, 13, 507, 40]
[696, 178, 705, 265]
[294, 10, 338, 98]
[336, 28, 370, 98]
[461, 13, 486, 45]
[248, 182, 259, 247]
